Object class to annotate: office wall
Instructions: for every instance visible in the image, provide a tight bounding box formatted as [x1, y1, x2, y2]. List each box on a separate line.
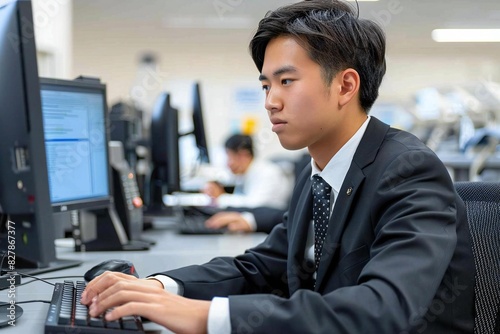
[32, 0, 72, 78]
[72, 21, 290, 161]
[71, 1, 500, 162]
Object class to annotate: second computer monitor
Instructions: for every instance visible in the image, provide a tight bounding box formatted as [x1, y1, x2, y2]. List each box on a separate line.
[192, 82, 210, 164]
[39, 78, 112, 212]
[150, 92, 181, 195]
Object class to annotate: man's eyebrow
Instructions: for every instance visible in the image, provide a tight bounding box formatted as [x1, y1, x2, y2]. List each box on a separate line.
[259, 66, 298, 81]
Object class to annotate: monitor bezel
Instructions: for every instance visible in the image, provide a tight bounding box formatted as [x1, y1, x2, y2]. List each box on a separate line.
[150, 92, 181, 194]
[192, 82, 210, 164]
[39, 77, 113, 213]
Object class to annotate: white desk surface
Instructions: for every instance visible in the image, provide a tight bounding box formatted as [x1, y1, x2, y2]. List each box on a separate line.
[1, 217, 267, 333]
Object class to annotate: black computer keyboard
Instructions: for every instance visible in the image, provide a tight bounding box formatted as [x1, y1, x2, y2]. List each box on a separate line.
[45, 280, 145, 334]
[179, 215, 227, 235]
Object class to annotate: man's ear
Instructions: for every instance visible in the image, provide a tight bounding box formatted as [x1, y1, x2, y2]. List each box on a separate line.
[337, 68, 360, 107]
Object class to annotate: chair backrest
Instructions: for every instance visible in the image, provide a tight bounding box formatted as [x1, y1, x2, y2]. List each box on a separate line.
[454, 182, 500, 334]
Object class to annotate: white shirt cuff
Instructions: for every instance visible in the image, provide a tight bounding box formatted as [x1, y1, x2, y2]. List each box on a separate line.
[208, 297, 231, 334]
[147, 275, 180, 295]
[240, 212, 257, 231]
[149, 276, 231, 334]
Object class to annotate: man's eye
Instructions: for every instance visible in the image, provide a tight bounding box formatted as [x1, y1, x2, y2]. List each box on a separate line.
[282, 79, 293, 85]
[262, 85, 270, 92]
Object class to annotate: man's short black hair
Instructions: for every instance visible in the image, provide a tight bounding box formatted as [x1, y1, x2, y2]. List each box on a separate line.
[225, 134, 254, 157]
[249, 0, 386, 112]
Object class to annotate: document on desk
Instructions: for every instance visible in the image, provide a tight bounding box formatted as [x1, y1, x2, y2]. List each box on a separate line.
[163, 192, 212, 207]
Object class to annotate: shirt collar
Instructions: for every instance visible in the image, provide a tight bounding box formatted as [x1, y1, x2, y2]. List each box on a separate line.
[311, 116, 371, 195]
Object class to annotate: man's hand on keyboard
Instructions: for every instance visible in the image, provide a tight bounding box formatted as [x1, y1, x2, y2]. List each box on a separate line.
[205, 211, 253, 232]
[80, 271, 211, 334]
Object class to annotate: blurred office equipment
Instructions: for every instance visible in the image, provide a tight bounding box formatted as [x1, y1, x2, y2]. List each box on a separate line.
[178, 81, 215, 190]
[109, 141, 153, 246]
[109, 101, 144, 168]
[109, 100, 149, 199]
[40, 77, 148, 252]
[186, 82, 210, 164]
[145, 82, 213, 216]
[410, 83, 500, 181]
[369, 102, 414, 131]
[145, 92, 181, 215]
[410, 87, 463, 152]
[0, 0, 80, 274]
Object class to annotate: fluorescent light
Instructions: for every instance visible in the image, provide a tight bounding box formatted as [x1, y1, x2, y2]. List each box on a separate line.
[432, 29, 500, 42]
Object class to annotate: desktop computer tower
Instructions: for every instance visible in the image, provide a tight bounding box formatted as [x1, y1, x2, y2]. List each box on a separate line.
[108, 141, 150, 244]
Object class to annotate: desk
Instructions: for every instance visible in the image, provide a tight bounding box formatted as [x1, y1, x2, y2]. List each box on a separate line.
[1, 221, 267, 334]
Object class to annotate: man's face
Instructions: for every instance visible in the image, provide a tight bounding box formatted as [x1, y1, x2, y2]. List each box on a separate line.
[225, 149, 250, 175]
[259, 36, 341, 152]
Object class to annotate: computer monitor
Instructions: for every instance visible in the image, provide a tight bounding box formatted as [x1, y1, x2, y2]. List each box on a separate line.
[39, 77, 112, 212]
[39, 78, 149, 252]
[147, 92, 180, 212]
[0, 0, 80, 273]
[192, 82, 210, 164]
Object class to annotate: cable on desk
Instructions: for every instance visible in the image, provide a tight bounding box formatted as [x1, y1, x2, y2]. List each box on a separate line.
[19, 275, 84, 287]
[17, 272, 55, 286]
[0, 251, 7, 276]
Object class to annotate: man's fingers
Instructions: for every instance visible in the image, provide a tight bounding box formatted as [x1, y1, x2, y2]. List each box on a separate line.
[205, 213, 232, 228]
[93, 279, 161, 307]
[104, 301, 151, 321]
[81, 271, 138, 304]
[227, 221, 251, 232]
[90, 289, 162, 318]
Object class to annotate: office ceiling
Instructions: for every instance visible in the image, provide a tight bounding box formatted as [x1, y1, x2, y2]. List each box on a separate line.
[74, 0, 500, 54]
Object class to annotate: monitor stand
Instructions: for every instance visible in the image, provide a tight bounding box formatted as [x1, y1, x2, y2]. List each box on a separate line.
[74, 207, 150, 252]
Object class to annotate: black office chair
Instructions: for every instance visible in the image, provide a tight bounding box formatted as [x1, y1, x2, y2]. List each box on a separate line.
[496, 303, 500, 334]
[454, 182, 500, 334]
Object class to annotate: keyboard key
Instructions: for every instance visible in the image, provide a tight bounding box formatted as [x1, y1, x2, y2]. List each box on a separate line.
[122, 316, 139, 330]
[106, 320, 121, 329]
[89, 316, 105, 327]
[45, 280, 145, 333]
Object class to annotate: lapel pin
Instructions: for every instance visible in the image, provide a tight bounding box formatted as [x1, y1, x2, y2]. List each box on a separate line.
[346, 187, 353, 196]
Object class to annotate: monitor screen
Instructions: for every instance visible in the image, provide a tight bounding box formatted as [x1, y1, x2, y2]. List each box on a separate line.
[40, 78, 111, 212]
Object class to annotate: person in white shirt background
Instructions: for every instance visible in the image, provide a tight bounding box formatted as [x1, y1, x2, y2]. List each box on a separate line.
[203, 133, 293, 210]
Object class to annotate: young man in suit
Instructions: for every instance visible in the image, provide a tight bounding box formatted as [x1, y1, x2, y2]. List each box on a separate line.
[82, 1, 475, 333]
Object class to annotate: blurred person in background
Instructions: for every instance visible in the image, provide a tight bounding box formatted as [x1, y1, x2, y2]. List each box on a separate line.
[203, 134, 293, 210]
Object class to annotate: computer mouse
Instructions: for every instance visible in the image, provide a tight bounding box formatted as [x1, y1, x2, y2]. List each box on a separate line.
[84, 259, 139, 282]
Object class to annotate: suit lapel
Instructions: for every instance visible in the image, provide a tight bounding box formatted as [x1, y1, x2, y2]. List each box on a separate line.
[287, 175, 314, 294]
[315, 117, 390, 290]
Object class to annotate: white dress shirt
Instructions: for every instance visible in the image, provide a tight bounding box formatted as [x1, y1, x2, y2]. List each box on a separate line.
[216, 159, 293, 210]
[153, 116, 371, 334]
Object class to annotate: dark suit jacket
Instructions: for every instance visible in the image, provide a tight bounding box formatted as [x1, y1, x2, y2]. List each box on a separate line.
[161, 117, 475, 333]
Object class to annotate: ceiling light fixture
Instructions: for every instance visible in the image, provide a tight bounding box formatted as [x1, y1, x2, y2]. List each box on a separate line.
[432, 29, 500, 42]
